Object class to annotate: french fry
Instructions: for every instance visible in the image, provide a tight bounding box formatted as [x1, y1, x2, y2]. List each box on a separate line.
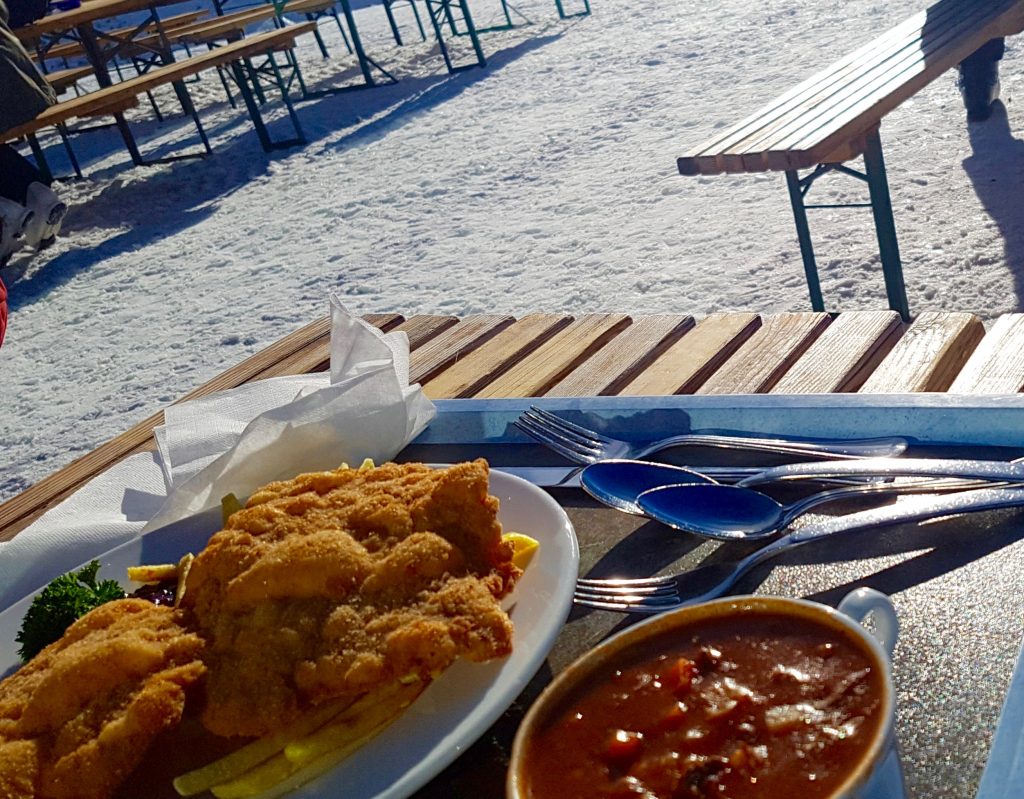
[126, 563, 179, 584]
[173, 698, 354, 796]
[209, 753, 295, 799]
[284, 680, 426, 767]
[207, 681, 427, 799]
[174, 553, 194, 608]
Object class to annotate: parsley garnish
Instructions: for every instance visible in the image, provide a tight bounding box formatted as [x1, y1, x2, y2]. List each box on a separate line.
[15, 560, 126, 662]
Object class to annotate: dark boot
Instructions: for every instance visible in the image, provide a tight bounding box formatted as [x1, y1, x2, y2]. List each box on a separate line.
[958, 38, 1005, 122]
[958, 61, 1000, 121]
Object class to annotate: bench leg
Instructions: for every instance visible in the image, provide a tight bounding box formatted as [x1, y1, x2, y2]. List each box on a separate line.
[55, 125, 83, 179]
[425, 0, 486, 72]
[268, 52, 307, 143]
[408, 0, 427, 41]
[26, 135, 54, 184]
[556, 0, 590, 18]
[338, 0, 397, 87]
[382, 0, 404, 45]
[784, 169, 825, 313]
[113, 113, 146, 166]
[328, 7, 354, 53]
[229, 58, 306, 152]
[862, 130, 910, 321]
[306, 15, 331, 58]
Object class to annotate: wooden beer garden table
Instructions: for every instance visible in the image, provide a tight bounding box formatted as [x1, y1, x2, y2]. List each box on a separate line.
[6, 306, 1024, 797]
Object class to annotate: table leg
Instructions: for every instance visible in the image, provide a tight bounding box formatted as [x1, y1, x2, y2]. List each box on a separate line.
[338, 0, 375, 86]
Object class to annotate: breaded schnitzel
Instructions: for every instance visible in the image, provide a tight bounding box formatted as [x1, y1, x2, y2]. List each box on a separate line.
[0, 599, 205, 799]
[183, 459, 521, 738]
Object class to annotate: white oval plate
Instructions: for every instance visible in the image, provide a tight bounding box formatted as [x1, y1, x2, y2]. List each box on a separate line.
[0, 469, 579, 798]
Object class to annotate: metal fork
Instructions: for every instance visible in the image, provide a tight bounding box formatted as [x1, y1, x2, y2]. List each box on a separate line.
[574, 485, 1024, 613]
[514, 406, 908, 465]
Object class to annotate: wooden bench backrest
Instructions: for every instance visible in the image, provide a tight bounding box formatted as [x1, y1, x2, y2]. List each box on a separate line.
[678, 0, 1024, 175]
[3, 23, 315, 142]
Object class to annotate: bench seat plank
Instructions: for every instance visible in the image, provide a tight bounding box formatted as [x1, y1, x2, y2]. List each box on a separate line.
[695, 313, 830, 394]
[45, 65, 94, 94]
[733, 0, 988, 171]
[770, 311, 903, 393]
[617, 312, 760, 395]
[422, 314, 573, 399]
[722, 0, 975, 173]
[172, 6, 278, 45]
[472, 314, 631, 398]
[678, 2, 954, 174]
[859, 311, 984, 392]
[546, 315, 695, 396]
[949, 314, 1024, 393]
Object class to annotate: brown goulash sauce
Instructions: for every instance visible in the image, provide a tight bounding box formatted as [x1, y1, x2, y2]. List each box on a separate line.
[524, 611, 885, 799]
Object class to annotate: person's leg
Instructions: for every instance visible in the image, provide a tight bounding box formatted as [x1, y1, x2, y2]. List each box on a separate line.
[0, 144, 47, 206]
[958, 37, 1005, 122]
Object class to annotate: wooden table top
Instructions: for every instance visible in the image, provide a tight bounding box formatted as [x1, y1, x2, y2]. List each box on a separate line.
[4, 307, 1024, 542]
[14, 0, 185, 39]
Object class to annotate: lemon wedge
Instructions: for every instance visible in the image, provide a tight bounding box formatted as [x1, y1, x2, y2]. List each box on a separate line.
[503, 532, 540, 569]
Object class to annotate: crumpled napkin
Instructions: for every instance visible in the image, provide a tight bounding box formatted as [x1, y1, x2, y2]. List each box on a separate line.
[0, 297, 435, 609]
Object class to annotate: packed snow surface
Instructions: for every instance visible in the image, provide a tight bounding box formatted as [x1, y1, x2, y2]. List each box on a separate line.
[2, 0, 1022, 501]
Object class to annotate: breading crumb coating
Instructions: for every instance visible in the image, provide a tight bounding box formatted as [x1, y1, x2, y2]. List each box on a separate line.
[0, 600, 205, 799]
[183, 459, 521, 738]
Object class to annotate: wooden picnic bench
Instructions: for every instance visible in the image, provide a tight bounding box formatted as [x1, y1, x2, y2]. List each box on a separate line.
[677, 0, 1024, 322]
[6, 307, 1024, 541]
[26, 9, 209, 64]
[3, 24, 316, 178]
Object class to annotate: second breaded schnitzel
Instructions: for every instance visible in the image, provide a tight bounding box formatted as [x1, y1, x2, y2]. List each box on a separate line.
[183, 459, 521, 738]
[0, 600, 205, 799]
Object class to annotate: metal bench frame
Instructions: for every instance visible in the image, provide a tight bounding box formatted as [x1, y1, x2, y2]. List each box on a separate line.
[784, 128, 908, 320]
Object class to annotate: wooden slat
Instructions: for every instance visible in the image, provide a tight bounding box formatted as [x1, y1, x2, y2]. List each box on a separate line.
[175, 6, 276, 44]
[949, 314, 1024, 393]
[422, 314, 573, 399]
[472, 314, 631, 399]
[363, 313, 405, 332]
[770, 311, 903, 393]
[393, 315, 459, 350]
[547, 315, 695, 396]
[46, 65, 94, 94]
[859, 312, 984, 392]
[618, 313, 760, 395]
[696, 313, 831, 394]
[408, 314, 515, 386]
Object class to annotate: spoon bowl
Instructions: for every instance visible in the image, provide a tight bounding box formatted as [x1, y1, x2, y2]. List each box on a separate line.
[636, 476, 1005, 541]
[637, 483, 786, 540]
[580, 460, 716, 515]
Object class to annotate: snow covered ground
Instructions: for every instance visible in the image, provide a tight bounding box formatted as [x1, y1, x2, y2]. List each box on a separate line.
[1, 0, 1022, 501]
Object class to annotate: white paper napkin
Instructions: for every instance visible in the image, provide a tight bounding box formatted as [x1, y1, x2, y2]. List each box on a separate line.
[0, 297, 436, 609]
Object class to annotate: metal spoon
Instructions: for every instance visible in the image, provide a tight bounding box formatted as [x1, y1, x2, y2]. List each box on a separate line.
[580, 459, 716, 514]
[578, 458, 896, 516]
[634, 480, 982, 541]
